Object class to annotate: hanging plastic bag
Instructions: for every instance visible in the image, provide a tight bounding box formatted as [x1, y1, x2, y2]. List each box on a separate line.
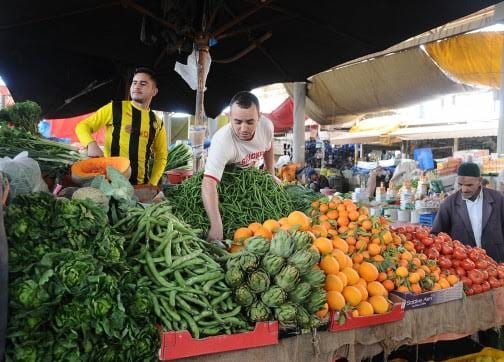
[0, 151, 48, 200]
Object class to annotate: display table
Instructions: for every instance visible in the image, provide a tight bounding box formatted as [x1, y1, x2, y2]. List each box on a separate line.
[184, 288, 504, 362]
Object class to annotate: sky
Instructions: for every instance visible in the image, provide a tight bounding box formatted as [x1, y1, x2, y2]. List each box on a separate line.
[0, 76, 4, 86]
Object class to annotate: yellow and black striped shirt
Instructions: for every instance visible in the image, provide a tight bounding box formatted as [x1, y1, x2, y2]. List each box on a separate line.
[75, 101, 168, 185]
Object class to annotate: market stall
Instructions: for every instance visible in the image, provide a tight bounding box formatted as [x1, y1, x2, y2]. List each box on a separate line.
[1, 121, 504, 361]
[181, 288, 503, 361]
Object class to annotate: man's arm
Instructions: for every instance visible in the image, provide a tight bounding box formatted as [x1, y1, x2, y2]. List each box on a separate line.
[263, 141, 275, 176]
[75, 103, 111, 157]
[149, 124, 168, 185]
[264, 141, 282, 184]
[202, 176, 223, 241]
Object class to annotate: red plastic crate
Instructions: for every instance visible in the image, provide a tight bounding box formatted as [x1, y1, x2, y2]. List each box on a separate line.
[159, 321, 279, 361]
[166, 169, 193, 184]
[329, 294, 405, 332]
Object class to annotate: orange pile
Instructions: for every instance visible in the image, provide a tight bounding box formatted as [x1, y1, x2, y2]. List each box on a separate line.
[230, 195, 460, 320]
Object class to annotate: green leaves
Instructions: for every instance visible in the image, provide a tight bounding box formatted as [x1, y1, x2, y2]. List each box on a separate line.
[6, 193, 158, 361]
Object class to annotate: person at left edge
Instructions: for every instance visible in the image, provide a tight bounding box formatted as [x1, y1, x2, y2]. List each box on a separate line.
[75, 67, 168, 185]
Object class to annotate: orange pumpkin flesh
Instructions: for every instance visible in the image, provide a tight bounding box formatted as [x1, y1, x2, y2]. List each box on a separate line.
[71, 157, 131, 184]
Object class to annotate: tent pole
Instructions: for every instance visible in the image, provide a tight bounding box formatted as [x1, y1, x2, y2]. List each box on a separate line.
[498, 40, 504, 154]
[453, 138, 459, 153]
[292, 82, 306, 165]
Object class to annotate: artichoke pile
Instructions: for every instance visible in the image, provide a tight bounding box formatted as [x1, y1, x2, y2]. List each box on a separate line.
[225, 230, 327, 330]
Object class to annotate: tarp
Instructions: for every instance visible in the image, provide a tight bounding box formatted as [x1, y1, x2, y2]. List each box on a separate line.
[329, 130, 399, 146]
[284, 2, 504, 126]
[48, 113, 105, 144]
[425, 32, 503, 88]
[0, 85, 14, 107]
[294, 47, 470, 126]
[327, 119, 497, 145]
[265, 97, 309, 133]
[390, 121, 497, 140]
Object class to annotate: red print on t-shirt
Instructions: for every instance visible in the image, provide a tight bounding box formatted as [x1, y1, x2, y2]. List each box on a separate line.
[240, 151, 264, 167]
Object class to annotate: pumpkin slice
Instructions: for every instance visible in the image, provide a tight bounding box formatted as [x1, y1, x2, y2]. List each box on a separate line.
[71, 156, 131, 185]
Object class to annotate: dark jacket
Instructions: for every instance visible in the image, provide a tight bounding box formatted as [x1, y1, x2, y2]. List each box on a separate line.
[431, 188, 504, 262]
[311, 175, 330, 192]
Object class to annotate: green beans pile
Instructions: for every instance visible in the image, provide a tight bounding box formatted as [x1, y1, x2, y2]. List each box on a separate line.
[115, 201, 250, 338]
[164, 168, 295, 239]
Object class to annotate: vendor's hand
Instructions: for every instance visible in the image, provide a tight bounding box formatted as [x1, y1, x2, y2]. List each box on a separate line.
[272, 175, 282, 185]
[87, 141, 104, 158]
[207, 225, 223, 242]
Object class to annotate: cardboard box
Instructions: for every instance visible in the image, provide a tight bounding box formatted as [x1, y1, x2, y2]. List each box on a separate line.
[391, 281, 463, 310]
[159, 321, 278, 361]
[329, 294, 405, 332]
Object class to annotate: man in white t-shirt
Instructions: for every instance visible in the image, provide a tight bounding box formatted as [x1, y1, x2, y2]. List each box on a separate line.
[202, 91, 277, 241]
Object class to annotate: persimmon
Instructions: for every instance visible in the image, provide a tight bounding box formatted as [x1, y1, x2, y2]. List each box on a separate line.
[320, 255, 340, 275]
[367, 281, 388, 297]
[342, 286, 362, 306]
[254, 227, 273, 240]
[325, 274, 344, 292]
[327, 291, 345, 311]
[287, 210, 311, 231]
[358, 262, 379, 282]
[233, 227, 253, 243]
[342, 267, 360, 286]
[262, 219, 280, 232]
[369, 296, 390, 314]
[313, 237, 333, 254]
[357, 301, 374, 316]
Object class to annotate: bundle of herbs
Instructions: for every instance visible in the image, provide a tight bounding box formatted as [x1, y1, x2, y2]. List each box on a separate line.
[0, 126, 83, 179]
[5, 192, 158, 361]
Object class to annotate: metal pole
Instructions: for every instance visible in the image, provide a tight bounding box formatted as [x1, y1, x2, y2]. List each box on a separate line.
[453, 138, 459, 153]
[163, 112, 172, 145]
[292, 82, 306, 165]
[498, 41, 504, 154]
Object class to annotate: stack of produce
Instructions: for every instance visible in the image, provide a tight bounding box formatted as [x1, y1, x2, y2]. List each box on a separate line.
[0, 126, 84, 178]
[224, 227, 327, 330]
[164, 167, 294, 238]
[165, 143, 192, 171]
[394, 225, 504, 295]
[114, 201, 250, 338]
[5, 193, 158, 361]
[296, 197, 461, 320]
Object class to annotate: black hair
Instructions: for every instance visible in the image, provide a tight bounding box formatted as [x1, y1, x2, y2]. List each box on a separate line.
[229, 91, 260, 113]
[134, 67, 157, 86]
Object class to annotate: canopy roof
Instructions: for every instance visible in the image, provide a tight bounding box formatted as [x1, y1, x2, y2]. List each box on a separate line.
[0, 0, 499, 118]
[295, 2, 504, 126]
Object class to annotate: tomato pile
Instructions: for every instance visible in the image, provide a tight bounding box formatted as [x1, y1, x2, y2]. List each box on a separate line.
[392, 224, 504, 295]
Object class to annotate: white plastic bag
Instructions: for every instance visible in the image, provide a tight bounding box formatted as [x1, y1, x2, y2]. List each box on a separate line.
[0, 151, 48, 200]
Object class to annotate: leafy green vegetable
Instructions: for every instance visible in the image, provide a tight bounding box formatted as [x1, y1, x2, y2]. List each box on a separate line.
[0, 100, 42, 134]
[5, 192, 159, 361]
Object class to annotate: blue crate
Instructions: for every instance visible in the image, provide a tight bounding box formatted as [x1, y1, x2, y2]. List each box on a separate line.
[419, 212, 437, 227]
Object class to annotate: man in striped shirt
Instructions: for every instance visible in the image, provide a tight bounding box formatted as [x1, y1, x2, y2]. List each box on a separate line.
[76, 68, 167, 185]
